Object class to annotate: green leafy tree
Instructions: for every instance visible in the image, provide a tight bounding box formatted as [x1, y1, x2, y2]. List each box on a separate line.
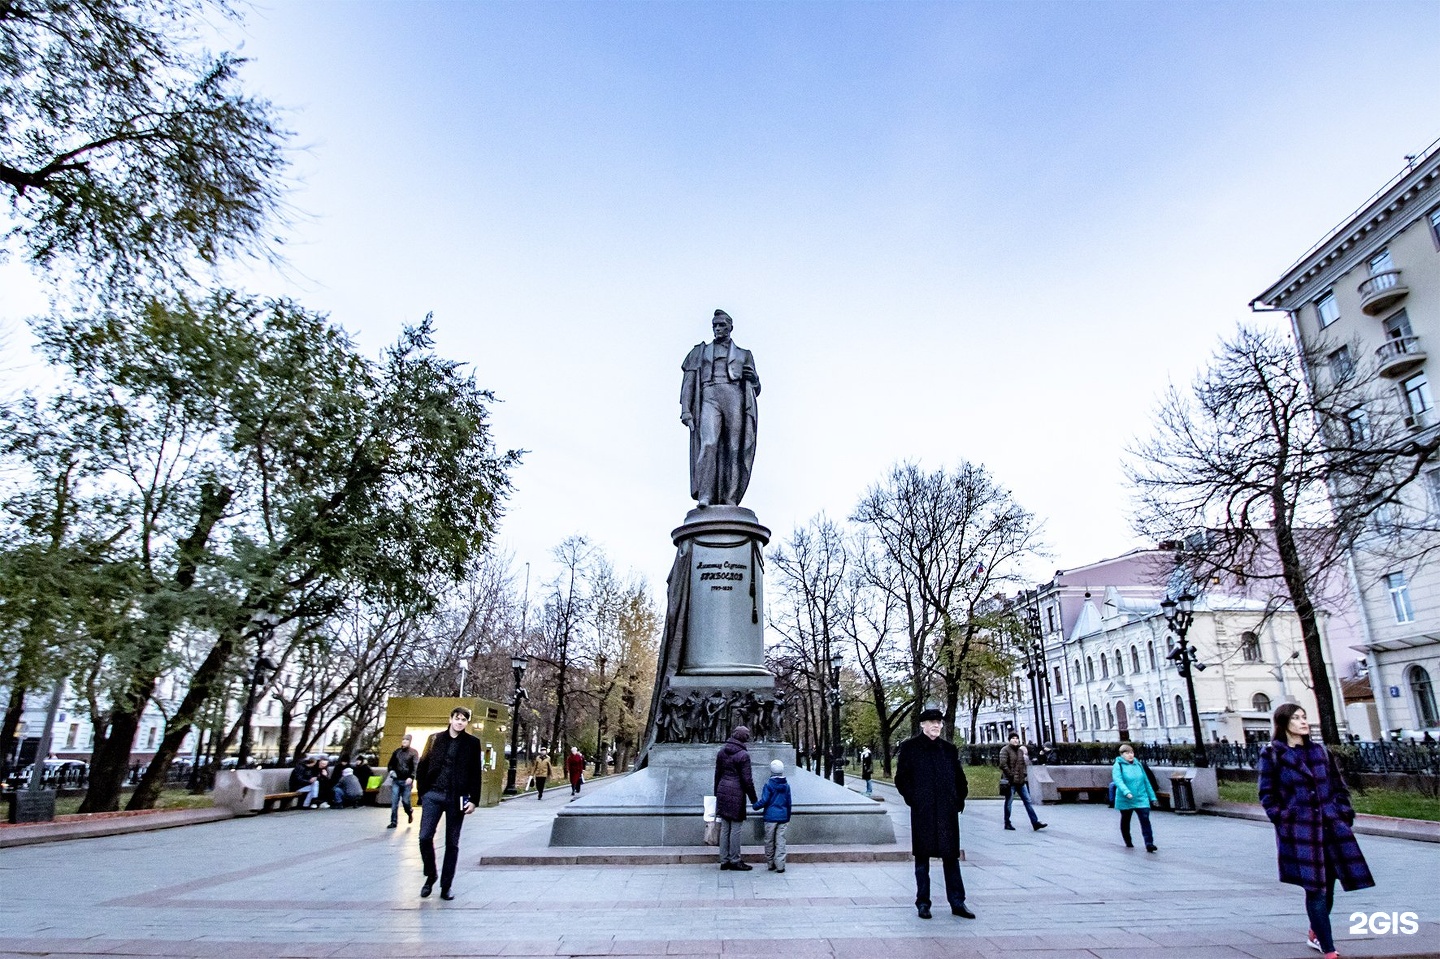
[0, 0, 288, 288]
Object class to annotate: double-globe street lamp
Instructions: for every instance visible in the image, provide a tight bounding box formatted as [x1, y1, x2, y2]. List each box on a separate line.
[1161, 593, 1210, 768]
[1021, 608, 1047, 745]
[503, 654, 528, 795]
[828, 651, 844, 786]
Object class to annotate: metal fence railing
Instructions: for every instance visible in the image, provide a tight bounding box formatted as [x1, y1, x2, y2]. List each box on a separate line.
[961, 740, 1440, 775]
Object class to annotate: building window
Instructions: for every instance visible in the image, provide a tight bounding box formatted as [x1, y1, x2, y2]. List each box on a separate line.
[1252, 693, 1272, 712]
[1328, 345, 1355, 382]
[1175, 695, 1186, 725]
[1130, 645, 1141, 673]
[1408, 666, 1438, 728]
[1073, 660, 1081, 685]
[1106, 703, 1115, 728]
[65, 724, 79, 748]
[146, 727, 158, 749]
[1101, 654, 1109, 679]
[1430, 207, 1440, 246]
[1086, 657, 1094, 681]
[1114, 649, 1124, 676]
[1345, 406, 1371, 444]
[1383, 309, 1414, 343]
[1401, 372, 1433, 429]
[1053, 666, 1063, 695]
[1079, 708, 1087, 731]
[1386, 572, 1415, 623]
[1092, 704, 1101, 730]
[1046, 607, 1056, 633]
[1241, 631, 1262, 663]
[1156, 697, 1166, 727]
[1368, 248, 1395, 274]
[1315, 291, 1339, 329]
[1427, 468, 1440, 514]
[1147, 641, 1156, 670]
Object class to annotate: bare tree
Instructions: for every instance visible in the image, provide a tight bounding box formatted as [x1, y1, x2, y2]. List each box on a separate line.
[1126, 323, 1438, 744]
[853, 462, 1041, 739]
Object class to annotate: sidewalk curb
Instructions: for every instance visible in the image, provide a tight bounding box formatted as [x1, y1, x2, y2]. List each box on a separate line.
[1200, 800, 1440, 842]
[0, 807, 235, 847]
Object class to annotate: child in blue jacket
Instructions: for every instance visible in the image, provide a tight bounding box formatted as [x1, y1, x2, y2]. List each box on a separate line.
[753, 759, 793, 872]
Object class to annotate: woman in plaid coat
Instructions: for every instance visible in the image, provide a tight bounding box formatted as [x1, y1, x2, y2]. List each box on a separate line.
[1257, 704, 1374, 959]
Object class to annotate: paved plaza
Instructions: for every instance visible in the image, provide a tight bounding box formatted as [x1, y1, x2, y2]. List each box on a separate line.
[1, 776, 1436, 959]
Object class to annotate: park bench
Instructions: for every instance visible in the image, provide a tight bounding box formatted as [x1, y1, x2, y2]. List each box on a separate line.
[261, 790, 303, 812]
[1055, 785, 1110, 803]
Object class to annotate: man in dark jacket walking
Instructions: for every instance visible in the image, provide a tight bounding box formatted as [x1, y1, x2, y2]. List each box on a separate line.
[386, 733, 420, 828]
[998, 733, 1046, 832]
[416, 707, 484, 900]
[713, 725, 758, 870]
[895, 708, 974, 920]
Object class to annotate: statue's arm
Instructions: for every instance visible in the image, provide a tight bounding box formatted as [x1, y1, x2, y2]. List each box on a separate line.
[744, 350, 760, 396]
[680, 346, 701, 426]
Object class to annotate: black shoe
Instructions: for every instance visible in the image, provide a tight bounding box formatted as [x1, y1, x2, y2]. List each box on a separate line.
[952, 904, 976, 919]
[439, 888, 455, 900]
[1123, 839, 1134, 848]
[1033, 822, 1048, 831]
[1003, 823, 1016, 830]
[917, 904, 932, 920]
[767, 863, 777, 871]
[406, 809, 413, 823]
[719, 862, 734, 870]
[733, 861, 753, 871]
[1146, 844, 1158, 852]
[387, 822, 397, 829]
[421, 879, 435, 898]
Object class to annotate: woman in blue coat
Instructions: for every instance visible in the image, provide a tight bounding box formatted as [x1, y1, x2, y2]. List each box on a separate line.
[1258, 704, 1374, 959]
[1110, 743, 1158, 851]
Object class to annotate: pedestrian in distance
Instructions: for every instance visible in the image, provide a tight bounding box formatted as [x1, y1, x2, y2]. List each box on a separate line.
[753, 758, 792, 872]
[1111, 743, 1158, 851]
[415, 706, 484, 901]
[714, 725, 758, 870]
[1258, 704, 1374, 959]
[385, 733, 419, 828]
[894, 707, 974, 920]
[861, 747, 875, 796]
[313, 758, 332, 808]
[532, 748, 552, 799]
[291, 757, 321, 808]
[566, 747, 586, 797]
[999, 733, 1047, 832]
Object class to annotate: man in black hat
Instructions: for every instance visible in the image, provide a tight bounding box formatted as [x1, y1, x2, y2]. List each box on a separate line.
[895, 707, 973, 920]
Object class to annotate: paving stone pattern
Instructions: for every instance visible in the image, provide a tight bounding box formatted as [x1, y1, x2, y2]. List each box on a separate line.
[0, 777, 1435, 958]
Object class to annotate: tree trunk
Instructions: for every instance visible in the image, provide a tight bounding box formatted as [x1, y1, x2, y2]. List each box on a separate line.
[1273, 516, 1341, 744]
[0, 686, 24, 772]
[79, 692, 145, 812]
[276, 701, 295, 765]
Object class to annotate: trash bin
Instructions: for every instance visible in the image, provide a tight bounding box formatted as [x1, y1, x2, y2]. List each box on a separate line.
[1170, 774, 1196, 814]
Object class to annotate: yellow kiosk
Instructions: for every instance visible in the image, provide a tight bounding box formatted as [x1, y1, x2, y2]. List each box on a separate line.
[379, 697, 510, 807]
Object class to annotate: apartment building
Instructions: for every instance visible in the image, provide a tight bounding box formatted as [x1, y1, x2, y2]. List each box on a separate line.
[1253, 141, 1440, 739]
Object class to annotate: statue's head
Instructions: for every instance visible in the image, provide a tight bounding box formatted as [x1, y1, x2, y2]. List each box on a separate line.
[712, 309, 733, 339]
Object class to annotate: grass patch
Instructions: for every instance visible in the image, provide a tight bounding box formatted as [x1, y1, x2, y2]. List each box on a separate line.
[873, 765, 1003, 797]
[52, 787, 215, 817]
[1218, 778, 1440, 822]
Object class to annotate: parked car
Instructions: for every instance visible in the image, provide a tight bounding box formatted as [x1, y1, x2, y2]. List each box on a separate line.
[6, 759, 88, 789]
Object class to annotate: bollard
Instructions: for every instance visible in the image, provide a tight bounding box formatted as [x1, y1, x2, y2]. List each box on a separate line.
[1170, 774, 1197, 814]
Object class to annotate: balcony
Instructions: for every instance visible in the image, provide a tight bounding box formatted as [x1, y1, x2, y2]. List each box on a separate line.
[1358, 269, 1408, 315]
[1375, 335, 1427, 379]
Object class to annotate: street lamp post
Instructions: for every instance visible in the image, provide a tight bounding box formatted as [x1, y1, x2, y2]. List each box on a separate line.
[594, 653, 607, 778]
[458, 659, 469, 698]
[1161, 593, 1210, 768]
[503, 655, 528, 795]
[237, 613, 279, 768]
[1023, 607, 1047, 744]
[828, 651, 844, 786]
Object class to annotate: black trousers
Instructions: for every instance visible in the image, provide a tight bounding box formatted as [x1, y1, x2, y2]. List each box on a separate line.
[914, 855, 965, 908]
[418, 791, 466, 888]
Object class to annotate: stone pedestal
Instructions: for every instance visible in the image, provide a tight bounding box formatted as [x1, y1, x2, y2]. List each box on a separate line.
[549, 744, 896, 847]
[7, 789, 56, 824]
[672, 506, 771, 684]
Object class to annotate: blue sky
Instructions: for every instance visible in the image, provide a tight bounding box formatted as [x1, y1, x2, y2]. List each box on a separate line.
[5, 1, 1438, 602]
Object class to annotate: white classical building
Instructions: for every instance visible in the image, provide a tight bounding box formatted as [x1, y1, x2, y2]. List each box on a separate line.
[967, 547, 1354, 745]
[1253, 141, 1440, 740]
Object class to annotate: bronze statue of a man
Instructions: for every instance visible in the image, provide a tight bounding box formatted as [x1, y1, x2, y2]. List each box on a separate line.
[680, 310, 760, 507]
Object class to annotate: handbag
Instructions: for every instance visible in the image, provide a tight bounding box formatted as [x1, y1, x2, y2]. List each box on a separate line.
[702, 794, 719, 845]
[998, 776, 1011, 799]
[1107, 781, 1118, 808]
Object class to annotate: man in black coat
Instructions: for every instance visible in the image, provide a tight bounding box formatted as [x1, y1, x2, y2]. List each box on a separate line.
[415, 707, 484, 900]
[894, 707, 973, 920]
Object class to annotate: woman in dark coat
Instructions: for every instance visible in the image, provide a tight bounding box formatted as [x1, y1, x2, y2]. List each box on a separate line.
[894, 708, 972, 919]
[713, 725, 758, 870]
[1258, 704, 1374, 959]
